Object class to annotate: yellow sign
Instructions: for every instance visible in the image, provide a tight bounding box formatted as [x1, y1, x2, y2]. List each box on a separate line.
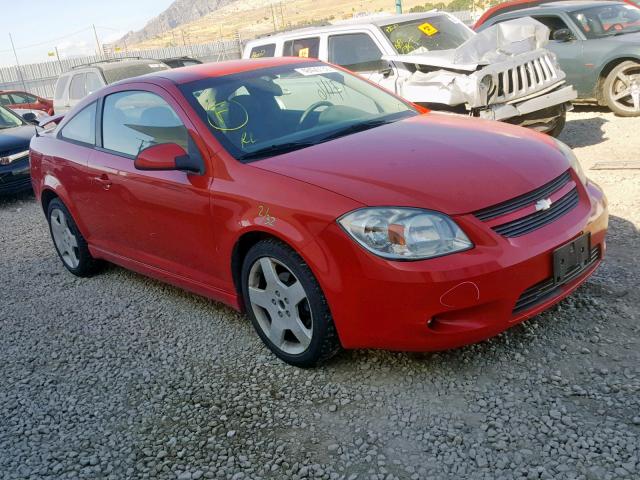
[418, 22, 439, 36]
[115, 47, 122, 52]
[47, 51, 55, 57]
[298, 47, 309, 58]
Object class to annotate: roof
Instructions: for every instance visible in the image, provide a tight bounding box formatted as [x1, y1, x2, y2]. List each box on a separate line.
[247, 10, 448, 44]
[125, 57, 319, 85]
[71, 57, 167, 72]
[526, 0, 616, 10]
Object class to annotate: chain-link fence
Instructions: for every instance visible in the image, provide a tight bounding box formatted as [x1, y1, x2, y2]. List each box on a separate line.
[0, 39, 242, 99]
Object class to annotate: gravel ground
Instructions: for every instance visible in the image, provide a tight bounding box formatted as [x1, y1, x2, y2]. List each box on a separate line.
[1, 108, 639, 480]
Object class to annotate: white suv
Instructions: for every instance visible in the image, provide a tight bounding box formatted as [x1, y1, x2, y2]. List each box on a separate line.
[243, 11, 577, 135]
[53, 58, 170, 114]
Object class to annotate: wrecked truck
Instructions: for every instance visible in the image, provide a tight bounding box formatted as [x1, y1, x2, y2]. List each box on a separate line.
[242, 11, 577, 136]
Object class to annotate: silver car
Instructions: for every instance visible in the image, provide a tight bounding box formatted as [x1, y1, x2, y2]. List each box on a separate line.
[53, 58, 170, 114]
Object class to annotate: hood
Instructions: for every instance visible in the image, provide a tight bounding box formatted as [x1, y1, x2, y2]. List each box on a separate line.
[253, 114, 569, 215]
[0, 124, 37, 156]
[384, 17, 550, 71]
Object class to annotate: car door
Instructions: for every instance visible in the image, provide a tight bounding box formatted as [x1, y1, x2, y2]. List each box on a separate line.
[85, 85, 217, 286]
[527, 14, 587, 95]
[327, 31, 398, 93]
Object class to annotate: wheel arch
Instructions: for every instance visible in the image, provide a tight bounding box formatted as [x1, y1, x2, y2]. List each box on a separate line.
[230, 230, 303, 306]
[596, 56, 640, 104]
[40, 188, 59, 213]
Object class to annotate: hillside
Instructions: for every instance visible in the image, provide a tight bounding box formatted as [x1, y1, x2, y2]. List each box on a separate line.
[118, 0, 237, 46]
[117, 0, 454, 50]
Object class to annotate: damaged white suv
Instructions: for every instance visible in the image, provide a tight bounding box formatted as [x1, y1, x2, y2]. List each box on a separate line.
[243, 12, 577, 136]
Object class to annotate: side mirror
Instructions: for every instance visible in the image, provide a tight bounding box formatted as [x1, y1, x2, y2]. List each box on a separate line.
[21, 112, 39, 124]
[134, 143, 202, 174]
[552, 29, 574, 42]
[379, 61, 394, 78]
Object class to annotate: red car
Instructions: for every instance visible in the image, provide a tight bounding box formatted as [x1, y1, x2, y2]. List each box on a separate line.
[29, 58, 608, 367]
[0, 90, 54, 116]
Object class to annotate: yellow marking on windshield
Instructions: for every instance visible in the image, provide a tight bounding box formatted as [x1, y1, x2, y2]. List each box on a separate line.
[418, 22, 439, 36]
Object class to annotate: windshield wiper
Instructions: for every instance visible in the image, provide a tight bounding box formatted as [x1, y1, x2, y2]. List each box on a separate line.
[240, 141, 317, 161]
[318, 118, 395, 143]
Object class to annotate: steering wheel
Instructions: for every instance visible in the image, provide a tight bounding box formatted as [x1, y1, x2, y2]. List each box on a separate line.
[297, 101, 334, 130]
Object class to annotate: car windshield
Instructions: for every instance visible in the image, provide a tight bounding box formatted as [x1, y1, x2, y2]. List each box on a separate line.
[102, 61, 170, 84]
[569, 4, 640, 38]
[0, 106, 24, 130]
[381, 14, 474, 54]
[179, 62, 417, 162]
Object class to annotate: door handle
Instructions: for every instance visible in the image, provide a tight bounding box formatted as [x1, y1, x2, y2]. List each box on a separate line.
[94, 174, 112, 190]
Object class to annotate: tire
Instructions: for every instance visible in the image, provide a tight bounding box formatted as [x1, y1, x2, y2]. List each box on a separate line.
[602, 61, 640, 117]
[547, 110, 566, 138]
[47, 198, 101, 277]
[241, 239, 341, 368]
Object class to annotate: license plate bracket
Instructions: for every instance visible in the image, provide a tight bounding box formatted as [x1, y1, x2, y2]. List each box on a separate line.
[553, 233, 591, 285]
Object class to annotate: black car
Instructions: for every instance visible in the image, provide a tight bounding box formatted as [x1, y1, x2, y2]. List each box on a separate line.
[161, 56, 203, 68]
[0, 106, 38, 195]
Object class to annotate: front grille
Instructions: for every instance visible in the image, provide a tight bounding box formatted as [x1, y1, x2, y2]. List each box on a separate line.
[495, 53, 559, 102]
[0, 173, 32, 194]
[513, 246, 600, 314]
[492, 188, 579, 238]
[474, 170, 571, 222]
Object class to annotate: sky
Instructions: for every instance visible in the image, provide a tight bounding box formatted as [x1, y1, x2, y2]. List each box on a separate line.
[0, 0, 175, 67]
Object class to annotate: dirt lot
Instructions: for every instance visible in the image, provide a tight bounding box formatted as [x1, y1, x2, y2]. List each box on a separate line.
[0, 109, 639, 480]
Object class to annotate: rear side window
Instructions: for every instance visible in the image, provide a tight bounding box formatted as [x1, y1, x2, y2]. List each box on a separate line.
[59, 102, 97, 145]
[69, 74, 87, 100]
[0, 94, 10, 106]
[250, 44, 276, 58]
[283, 37, 320, 58]
[55, 76, 70, 100]
[101, 90, 188, 157]
[328, 33, 385, 72]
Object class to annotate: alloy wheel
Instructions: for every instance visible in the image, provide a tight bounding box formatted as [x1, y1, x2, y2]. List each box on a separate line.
[247, 257, 313, 355]
[609, 64, 640, 114]
[50, 208, 80, 269]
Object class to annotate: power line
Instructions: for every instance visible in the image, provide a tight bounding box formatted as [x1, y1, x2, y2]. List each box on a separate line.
[0, 26, 93, 53]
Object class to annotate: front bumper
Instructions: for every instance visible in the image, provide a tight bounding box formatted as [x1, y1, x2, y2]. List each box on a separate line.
[303, 179, 608, 351]
[0, 157, 31, 195]
[479, 85, 577, 122]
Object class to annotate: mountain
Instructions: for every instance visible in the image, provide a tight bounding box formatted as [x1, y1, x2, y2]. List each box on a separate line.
[118, 0, 237, 46]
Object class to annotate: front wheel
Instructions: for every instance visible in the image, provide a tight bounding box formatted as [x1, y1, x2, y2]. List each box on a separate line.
[602, 61, 640, 117]
[241, 239, 341, 368]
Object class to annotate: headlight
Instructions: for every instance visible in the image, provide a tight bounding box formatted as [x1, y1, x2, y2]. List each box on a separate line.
[553, 139, 587, 185]
[338, 208, 473, 260]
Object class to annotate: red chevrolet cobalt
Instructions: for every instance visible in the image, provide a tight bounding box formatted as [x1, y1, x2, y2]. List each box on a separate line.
[29, 58, 608, 367]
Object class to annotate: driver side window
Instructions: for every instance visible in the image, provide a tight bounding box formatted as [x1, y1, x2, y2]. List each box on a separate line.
[102, 91, 189, 157]
[531, 15, 572, 39]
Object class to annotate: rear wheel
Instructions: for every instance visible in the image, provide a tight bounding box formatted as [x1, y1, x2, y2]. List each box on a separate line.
[241, 239, 341, 368]
[602, 61, 640, 117]
[47, 198, 101, 277]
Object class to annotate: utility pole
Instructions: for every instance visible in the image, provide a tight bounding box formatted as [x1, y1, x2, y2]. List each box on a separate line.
[92, 24, 102, 58]
[54, 46, 64, 73]
[8, 33, 27, 92]
[395, 0, 403, 14]
[270, 4, 278, 31]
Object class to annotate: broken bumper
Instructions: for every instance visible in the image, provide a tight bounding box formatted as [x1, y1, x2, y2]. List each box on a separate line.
[480, 85, 577, 122]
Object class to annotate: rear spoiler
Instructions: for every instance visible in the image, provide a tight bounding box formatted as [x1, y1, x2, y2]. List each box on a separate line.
[38, 113, 65, 128]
